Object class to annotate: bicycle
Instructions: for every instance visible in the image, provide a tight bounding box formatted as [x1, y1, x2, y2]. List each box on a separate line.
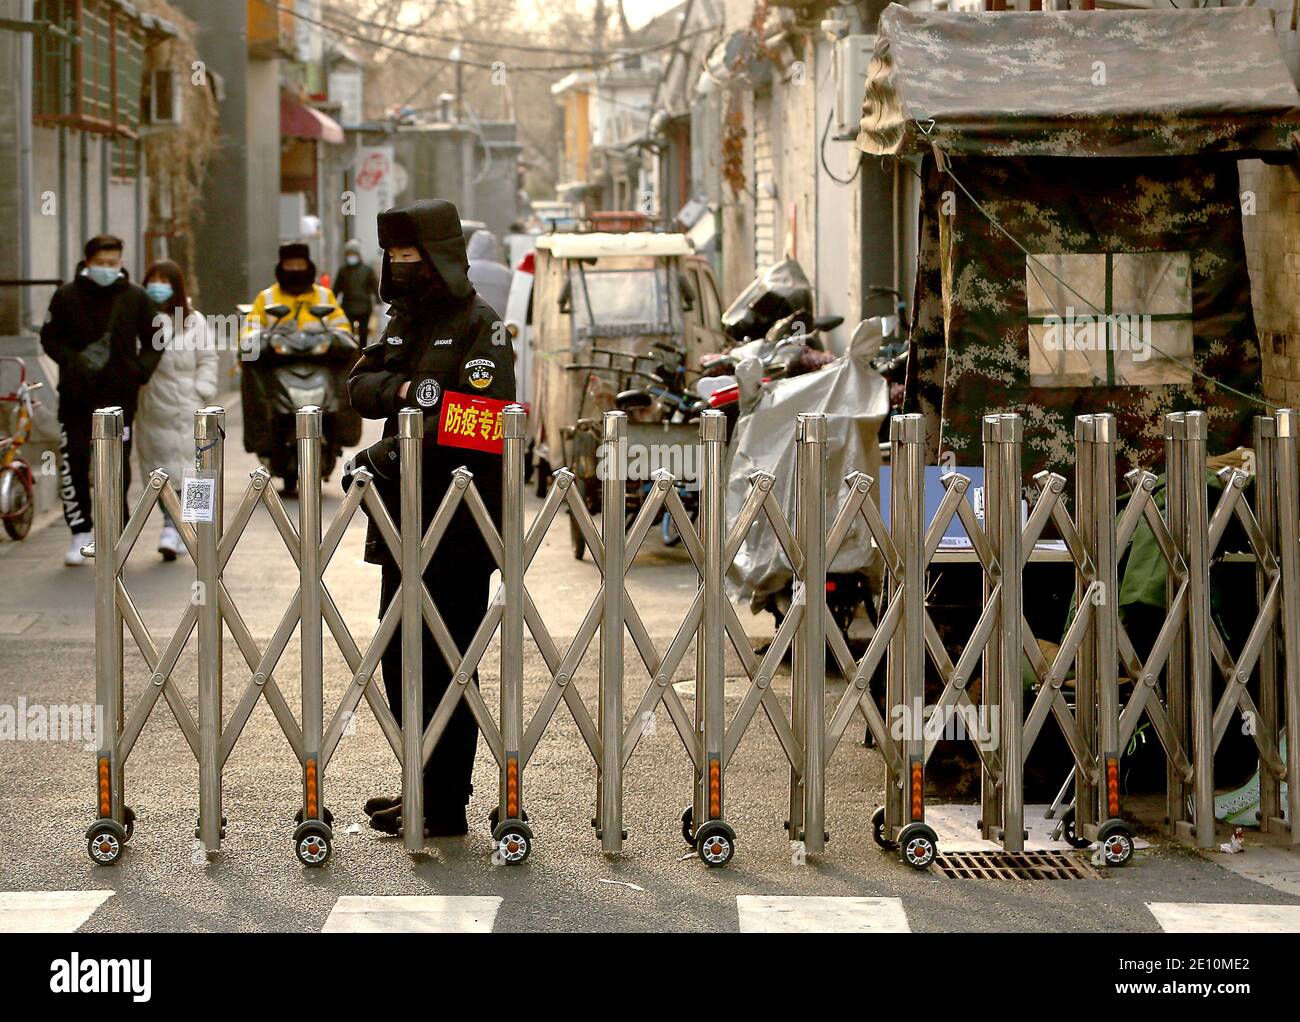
[0, 357, 44, 541]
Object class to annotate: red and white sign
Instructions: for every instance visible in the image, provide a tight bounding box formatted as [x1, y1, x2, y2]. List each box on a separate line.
[436, 391, 513, 454]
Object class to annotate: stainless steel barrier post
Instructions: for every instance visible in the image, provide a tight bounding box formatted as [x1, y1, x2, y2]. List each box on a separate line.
[883, 419, 906, 845]
[1255, 415, 1281, 833]
[979, 416, 1003, 842]
[694, 410, 736, 865]
[797, 413, 827, 855]
[1274, 409, 1300, 843]
[992, 414, 1025, 852]
[894, 414, 937, 867]
[195, 407, 225, 856]
[598, 411, 627, 853]
[1090, 414, 1135, 863]
[498, 405, 527, 839]
[399, 407, 425, 851]
[87, 408, 128, 864]
[1164, 412, 1190, 838]
[788, 422, 808, 848]
[1074, 417, 1099, 841]
[292, 406, 332, 866]
[1183, 411, 1216, 848]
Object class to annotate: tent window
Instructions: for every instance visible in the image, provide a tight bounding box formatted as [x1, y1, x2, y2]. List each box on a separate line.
[1026, 252, 1193, 388]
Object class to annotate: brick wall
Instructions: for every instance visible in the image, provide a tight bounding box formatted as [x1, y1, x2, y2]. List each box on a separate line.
[1240, 5, 1300, 410]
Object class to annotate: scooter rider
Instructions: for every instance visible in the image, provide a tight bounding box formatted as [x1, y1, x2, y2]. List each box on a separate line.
[241, 243, 354, 494]
[347, 199, 516, 837]
[243, 242, 352, 346]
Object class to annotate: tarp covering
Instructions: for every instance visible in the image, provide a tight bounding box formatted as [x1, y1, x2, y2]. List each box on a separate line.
[858, 6, 1300, 158]
[906, 153, 1264, 479]
[726, 321, 890, 613]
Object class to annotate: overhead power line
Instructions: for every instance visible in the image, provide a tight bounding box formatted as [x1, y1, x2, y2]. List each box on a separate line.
[262, 1, 717, 74]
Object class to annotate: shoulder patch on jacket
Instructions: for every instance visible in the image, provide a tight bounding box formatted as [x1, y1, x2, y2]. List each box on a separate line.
[465, 357, 495, 390]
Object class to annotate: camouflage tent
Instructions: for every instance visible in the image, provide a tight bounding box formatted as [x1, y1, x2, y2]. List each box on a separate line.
[857, 5, 1300, 477]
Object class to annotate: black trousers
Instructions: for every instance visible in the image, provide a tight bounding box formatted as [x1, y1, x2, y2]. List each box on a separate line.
[58, 401, 133, 534]
[378, 561, 485, 818]
[348, 312, 370, 348]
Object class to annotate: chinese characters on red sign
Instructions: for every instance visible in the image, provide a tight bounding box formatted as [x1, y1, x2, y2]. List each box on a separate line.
[436, 391, 512, 453]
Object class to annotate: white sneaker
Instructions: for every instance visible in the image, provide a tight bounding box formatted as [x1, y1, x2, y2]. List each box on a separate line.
[65, 530, 93, 567]
[158, 525, 184, 562]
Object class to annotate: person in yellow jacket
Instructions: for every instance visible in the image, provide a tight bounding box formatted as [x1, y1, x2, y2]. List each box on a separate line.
[243, 242, 352, 344]
[239, 243, 357, 492]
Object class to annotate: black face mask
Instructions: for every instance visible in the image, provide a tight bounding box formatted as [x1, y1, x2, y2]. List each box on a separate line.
[276, 266, 314, 294]
[386, 260, 434, 300]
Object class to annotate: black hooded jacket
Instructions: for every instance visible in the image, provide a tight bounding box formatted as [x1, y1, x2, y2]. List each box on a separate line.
[40, 264, 162, 412]
[348, 199, 516, 569]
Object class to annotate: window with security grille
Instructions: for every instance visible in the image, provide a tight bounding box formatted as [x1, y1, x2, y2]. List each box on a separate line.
[110, 136, 139, 182]
[1026, 252, 1194, 388]
[33, 0, 147, 140]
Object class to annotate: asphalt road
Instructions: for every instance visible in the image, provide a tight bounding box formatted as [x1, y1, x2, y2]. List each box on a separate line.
[0, 399, 1296, 933]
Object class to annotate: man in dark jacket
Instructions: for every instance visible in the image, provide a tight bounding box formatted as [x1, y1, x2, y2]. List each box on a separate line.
[40, 235, 162, 566]
[347, 199, 515, 837]
[333, 239, 380, 346]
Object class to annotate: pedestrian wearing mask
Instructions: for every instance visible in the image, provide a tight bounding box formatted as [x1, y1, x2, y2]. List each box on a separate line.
[40, 235, 162, 566]
[333, 239, 379, 346]
[134, 260, 219, 561]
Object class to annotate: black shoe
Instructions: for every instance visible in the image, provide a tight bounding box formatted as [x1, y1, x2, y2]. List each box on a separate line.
[363, 795, 400, 817]
[368, 804, 402, 836]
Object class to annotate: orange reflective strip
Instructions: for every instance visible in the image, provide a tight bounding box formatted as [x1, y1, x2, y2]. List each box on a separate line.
[708, 759, 721, 818]
[98, 757, 111, 816]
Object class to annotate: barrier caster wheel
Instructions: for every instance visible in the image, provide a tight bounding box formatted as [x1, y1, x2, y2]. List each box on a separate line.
[1060, 807, 1091, 850]
[898, 823, 938, 870]
[488, 807, 529, 830]
[493, 820, 533, 864]
[293, 807, 334, 828]
[871, 806, 897, 850]
[122, 805, 135, 842]
[293, 821, 333, 867]
[680, 806, 695, 846]
[86, 820, 127, 866]
[695, 821, 736, 867]
[1097, 821, 1134, 867]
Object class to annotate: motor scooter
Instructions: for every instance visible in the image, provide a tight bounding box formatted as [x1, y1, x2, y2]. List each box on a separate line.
[240, 303, 361, 495]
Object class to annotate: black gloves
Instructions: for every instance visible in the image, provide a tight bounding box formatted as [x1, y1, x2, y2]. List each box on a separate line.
[343, 435, 399, 490]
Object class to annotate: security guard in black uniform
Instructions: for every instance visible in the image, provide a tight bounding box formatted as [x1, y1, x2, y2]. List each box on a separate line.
[347, 199, 516, 836]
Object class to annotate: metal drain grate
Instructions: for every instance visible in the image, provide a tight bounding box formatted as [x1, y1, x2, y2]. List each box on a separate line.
[931, 850, 1101, 880]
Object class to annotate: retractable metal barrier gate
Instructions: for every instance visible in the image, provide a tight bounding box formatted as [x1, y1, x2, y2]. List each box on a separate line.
[86, 401, 1299, 871]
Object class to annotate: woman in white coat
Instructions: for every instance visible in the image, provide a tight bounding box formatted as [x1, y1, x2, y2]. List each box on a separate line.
[135, 260, 220, 560]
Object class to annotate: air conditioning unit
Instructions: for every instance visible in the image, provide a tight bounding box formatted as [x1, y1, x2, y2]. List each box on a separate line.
[833, 34, 876, 141]
[148, 69, 183, 126]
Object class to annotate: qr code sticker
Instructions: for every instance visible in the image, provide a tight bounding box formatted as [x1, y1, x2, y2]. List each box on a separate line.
[181, 477, 216, 523]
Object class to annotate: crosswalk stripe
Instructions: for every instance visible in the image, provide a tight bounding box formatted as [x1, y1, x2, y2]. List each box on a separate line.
[736, 896, 911, 933]
[1147, 902, 1300, 933]
[321, 895, 503, 933]
[0, 891, 115, 933]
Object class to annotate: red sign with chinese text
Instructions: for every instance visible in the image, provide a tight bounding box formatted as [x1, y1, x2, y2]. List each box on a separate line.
[436, 391, 510, 453]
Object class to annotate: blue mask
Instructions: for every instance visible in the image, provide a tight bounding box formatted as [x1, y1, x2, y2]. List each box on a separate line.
[146, 282, 174, 304]
[87, 265, 122, 287]
[346, 255, 360, 266]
